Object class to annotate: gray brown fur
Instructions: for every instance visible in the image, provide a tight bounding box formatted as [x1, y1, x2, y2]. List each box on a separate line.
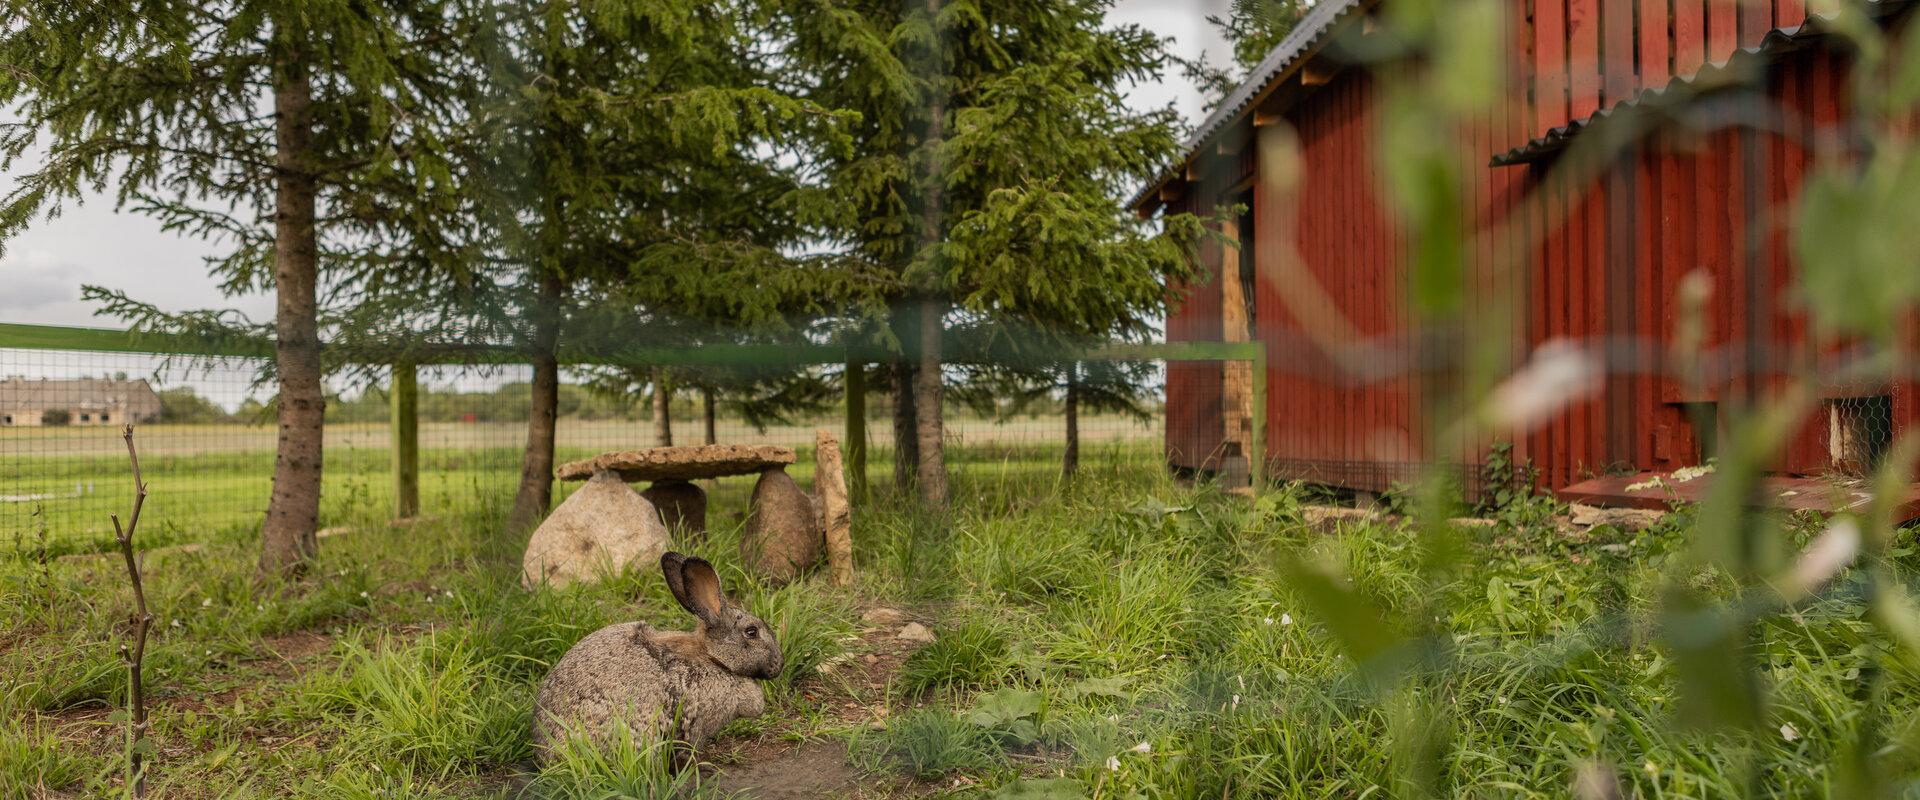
[531, 553, 782, 763]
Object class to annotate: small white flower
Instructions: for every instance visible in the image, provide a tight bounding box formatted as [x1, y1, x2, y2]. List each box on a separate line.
[1231, 694, 1241, 710]
[1643, 760, 1658, 776]
[1497, 696, 1508, 705]
[1106, 714, 1119, 723]
[359, 591, 370, 599]
[200, 597, 212, 608]
[255, 604, 265, 612]
[1131, 741, 1152, 754]
[1106, 756, 1120, 771]
[1780, 723, 1800, 742]
[443, 590, 454, 598]
[1263, 617, 1274, 626]
[170, 619, 182, 628]
[1280, 613, 1293, 626]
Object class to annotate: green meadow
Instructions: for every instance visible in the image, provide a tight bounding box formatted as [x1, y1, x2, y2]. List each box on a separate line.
[6, 460, 1918, 798]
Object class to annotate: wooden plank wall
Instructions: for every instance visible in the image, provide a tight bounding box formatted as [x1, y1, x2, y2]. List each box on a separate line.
[1171, 0, 1889, 492]
[1525, 7, 1866, 487]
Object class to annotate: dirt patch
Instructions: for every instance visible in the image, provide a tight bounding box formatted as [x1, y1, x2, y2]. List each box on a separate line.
[704, 739, 865, 799]
[697, 604, 940, 799]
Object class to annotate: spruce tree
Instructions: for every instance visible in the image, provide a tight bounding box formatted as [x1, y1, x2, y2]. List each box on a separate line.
[0, 1, 476, 574]
[774, 0, 1206, 508]
[451, 0, 864, 531]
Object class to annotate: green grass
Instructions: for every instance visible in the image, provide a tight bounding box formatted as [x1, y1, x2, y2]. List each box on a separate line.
[6, 454, 1920, 797]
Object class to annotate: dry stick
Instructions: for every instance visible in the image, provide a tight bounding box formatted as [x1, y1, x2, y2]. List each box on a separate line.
[112, 424, 153, 799]
[815, 429, 854, 586]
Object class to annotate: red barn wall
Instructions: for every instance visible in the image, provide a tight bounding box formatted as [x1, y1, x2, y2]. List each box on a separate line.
[1165, 0, 1915, 493]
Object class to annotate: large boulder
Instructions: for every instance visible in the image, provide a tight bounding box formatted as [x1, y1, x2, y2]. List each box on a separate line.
[641, 479, 708, 538]
[740, 467, 823, 584]
[522, 471, 671, 589]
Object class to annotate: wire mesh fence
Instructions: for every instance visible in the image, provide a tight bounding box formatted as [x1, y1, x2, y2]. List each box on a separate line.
[0, 331, 1207, 553]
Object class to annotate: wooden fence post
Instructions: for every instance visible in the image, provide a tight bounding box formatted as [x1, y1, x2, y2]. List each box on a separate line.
[845, 359, 868, 504]
[817, 429, 854, 586]
[391, 361, 420, 519]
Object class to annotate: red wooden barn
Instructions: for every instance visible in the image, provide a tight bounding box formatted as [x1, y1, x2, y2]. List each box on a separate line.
[1140, 0, 1918, 503]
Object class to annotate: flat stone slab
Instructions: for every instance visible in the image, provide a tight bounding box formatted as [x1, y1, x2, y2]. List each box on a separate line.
[557, 444, 796, 483]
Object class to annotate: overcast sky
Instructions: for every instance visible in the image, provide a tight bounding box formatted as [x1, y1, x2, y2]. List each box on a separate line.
[0, 1, 1233, 331]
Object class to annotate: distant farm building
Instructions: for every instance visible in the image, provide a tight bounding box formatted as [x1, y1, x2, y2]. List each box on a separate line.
[1140, 0, 1915, 501]
[0, 377, 163, 426]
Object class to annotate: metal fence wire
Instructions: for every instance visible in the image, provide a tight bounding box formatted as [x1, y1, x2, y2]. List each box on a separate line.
[1823, 394, 1894, 478]
[0, 329, 1238, 553]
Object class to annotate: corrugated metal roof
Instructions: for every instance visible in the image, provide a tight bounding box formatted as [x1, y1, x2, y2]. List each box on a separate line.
[1130, 0, 1369, 211]
[1491, 0, 1913, 167]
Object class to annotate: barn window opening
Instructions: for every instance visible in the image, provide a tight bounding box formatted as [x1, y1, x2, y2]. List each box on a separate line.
[1828, 395, 1893, 477]
[100, 413, 109, 423]
[1679, 402, 1720, 464]
[79, 413, 90, 422]
[1, 415, 10, 425]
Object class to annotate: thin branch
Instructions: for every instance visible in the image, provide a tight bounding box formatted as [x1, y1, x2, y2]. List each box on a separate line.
[112, 424, 153, 799]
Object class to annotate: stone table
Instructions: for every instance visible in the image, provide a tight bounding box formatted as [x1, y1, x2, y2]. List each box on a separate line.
[557, 444, 797, 537]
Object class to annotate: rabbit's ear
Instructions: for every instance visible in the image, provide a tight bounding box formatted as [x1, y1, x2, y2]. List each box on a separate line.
[671, 556, 731, 629]
[660, 552, 689, 604]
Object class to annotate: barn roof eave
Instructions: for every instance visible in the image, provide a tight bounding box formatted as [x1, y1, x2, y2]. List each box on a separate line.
[1130, 0, 1374, 215]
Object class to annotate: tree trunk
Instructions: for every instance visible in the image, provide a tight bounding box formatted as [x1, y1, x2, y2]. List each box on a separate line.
[892, 360, 917, 491]
[508, 272, 564, 533]
[652, 368, 673, 446]
[912, 4, 950, 509]
[1063, 365, 1080, 478]
[701, 386, 716, 445]
[913, 299, 948, 507]
[845, 360, 868, 504]
[259, 48, 324, 576]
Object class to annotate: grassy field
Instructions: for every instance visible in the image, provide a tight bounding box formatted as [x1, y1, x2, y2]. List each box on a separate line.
[0, 415, 1155, 554]
[6, 464, 1920, 798]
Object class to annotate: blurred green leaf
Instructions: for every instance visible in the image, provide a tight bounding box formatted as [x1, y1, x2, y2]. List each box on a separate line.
[1279, 557, 1403, 668]
[965, 687, 1041, 728]
[1064, 675, 1130, 700]
[990, 777, 1085, 799]
[1659, 585, 1761, 731]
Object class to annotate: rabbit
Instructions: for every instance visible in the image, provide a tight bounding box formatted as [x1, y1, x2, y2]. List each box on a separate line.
[531, 552, 783, 764]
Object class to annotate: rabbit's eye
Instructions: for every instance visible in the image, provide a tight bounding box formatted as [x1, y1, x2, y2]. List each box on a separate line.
[744, 626, 758, 639]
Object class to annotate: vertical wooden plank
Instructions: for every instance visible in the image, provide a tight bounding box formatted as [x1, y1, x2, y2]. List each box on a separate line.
[1776, 0, 1804, 27]
[844, 360, 868, 504]
[1708, 0, 1737, 64]
[1586, 172, 1609, 477]
[1569, 0, 1603, 117]
[1740, 0, 1771, 47]
[1640, 0, 1672, 86]
[391, 361, 419, 519]
[1603, 0, 1635, 103]
[1676, 0, 1707, 76]
[1634, 150, 1660, 469]
[1537, 0, 1570, 133]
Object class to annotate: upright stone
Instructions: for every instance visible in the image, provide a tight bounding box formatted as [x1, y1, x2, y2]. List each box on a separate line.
[740, 466, 823, 583]
[815, 430, 854, 586]
[522, 471, 671, 589]
[641, 479, 708, 538]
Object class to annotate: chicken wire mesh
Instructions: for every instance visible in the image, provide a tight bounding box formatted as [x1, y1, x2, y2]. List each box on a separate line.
[1822, 394, 1894, 478]
[0, 332, 1199, 553]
